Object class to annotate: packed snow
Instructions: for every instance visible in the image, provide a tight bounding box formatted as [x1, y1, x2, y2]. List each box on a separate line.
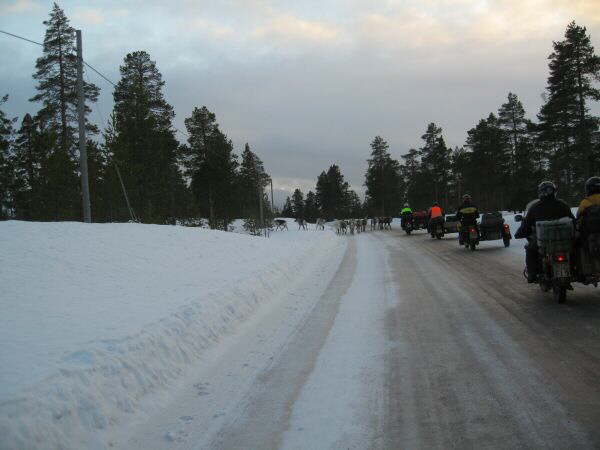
[0, 219, 345, 450]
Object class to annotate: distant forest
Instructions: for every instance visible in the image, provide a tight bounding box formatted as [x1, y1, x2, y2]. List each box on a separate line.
[1, 3, 598, 227]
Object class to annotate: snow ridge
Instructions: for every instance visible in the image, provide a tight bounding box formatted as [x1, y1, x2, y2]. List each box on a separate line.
[0, 221, 344, 450]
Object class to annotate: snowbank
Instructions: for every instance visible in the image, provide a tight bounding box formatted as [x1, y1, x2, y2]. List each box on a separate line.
[0, 220, 344, 450]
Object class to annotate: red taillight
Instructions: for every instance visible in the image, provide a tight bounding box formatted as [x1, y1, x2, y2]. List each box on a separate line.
[503, 224, 510, 230]
[554, 253, 567, 262]
[469, 227, 476, 232]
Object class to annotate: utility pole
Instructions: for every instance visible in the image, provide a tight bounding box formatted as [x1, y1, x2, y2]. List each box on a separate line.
[258, 182, 264, 236]
[76, 30, 91, 223]
[270, 179, 274, 214]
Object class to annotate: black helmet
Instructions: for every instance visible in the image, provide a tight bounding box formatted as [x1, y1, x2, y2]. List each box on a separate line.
[433, 201, 439, 207]
[462, 194, 472, 204]
[585, 176, 600, 196]
[538, 181, 557, 199]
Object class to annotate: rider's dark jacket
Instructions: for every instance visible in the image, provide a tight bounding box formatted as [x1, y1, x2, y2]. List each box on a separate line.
[514, 198, 573, 239]
[456, 202, 479, 226]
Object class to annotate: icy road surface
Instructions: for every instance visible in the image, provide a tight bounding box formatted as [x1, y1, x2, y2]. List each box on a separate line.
[116, 228, 600, 449]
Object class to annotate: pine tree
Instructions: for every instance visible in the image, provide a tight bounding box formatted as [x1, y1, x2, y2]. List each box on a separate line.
[537, 22, 600, 199]
[465, 113, 511, 210]
[281, 196, 293, 217]
[364, 136, 402, 216]
[181, 105, 237, 229]
[400, 148, 426, 209]
[30, 3, 99, 152]
[0, 95, 15, 219]
[238, 143, 271, 219]
[497, 93, 539, 209]
[109, 51, 188, 223]
[419, 123, 452, 208]
[28, 3, 100, 220]
[11, 113, 45, 219]
[291, 188, 305, 219]
[345, 190, 362, 218]
[303, 190, 319, 222]
[316, 164, 350, 219]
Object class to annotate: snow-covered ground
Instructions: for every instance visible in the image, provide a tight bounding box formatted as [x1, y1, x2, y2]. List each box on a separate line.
[0, 219, 345, 450]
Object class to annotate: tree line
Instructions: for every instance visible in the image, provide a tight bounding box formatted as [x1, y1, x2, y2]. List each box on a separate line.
[360, 21, 599, 215]
[1, 8, 598, 225]
[0, 3, 272, 229]
[281, 21, 599, 220]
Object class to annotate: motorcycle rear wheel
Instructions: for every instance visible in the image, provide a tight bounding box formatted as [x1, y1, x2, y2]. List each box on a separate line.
[503, 236, 510, 248]
[469, 242, 476, 251]
[553, 285, 567, 303]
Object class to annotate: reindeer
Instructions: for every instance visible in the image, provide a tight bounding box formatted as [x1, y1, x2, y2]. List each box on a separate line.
[296, 218, 308, 230]
[315, 218, 325, 230]
[339, 220, 348, 235]
[349, 219, 356, 234]
[274, 219, 288, 231]
[370, 217, 378, 231]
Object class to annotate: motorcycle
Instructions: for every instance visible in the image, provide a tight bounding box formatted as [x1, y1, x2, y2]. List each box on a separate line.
[515, 215, 574, 303]
[537, 246, 572, 303]
[401, 217, 414, 235]
[430, 219, 444, 239]
[461, 224, 480, 251]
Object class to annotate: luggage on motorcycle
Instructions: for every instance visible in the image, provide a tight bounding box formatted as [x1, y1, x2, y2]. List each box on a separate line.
[480, 212, 504, 228]
[536, 217, 574, 253]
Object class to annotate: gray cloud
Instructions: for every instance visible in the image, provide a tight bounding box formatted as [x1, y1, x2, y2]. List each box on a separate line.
[1, 0, 599, 197]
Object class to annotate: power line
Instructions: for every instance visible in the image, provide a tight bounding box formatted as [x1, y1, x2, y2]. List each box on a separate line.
[1, 29, 117, 87]
[0, 29, 42, 46]
[2, 28, 188, 139]
[83, 61, 116, 87]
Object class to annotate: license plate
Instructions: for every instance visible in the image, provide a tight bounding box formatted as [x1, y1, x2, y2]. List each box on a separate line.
[553, 262, 570, 278]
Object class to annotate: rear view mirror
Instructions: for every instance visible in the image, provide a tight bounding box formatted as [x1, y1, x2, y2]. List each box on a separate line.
[514, 214, 523, 222]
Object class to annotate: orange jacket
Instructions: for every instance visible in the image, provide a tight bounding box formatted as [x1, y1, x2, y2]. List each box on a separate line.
[430, 206, 443, 219]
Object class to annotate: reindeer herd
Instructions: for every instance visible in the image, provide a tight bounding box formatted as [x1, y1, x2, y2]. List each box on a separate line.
[273, 217, 393, 235]
[334, 217, 393, 235]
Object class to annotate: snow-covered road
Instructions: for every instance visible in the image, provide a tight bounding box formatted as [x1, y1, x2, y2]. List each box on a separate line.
[115, 228, 600, 449]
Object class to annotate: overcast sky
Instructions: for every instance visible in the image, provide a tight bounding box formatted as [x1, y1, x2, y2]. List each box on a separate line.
[1, 0, 599, 205]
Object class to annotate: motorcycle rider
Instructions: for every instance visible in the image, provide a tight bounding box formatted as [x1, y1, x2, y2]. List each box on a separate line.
[577, 176, 600, 219]
[428, 201, 444, 233]
[514, 181, 574, 283]
[456, 194, 479, 244]
[401, 203, 413, 229]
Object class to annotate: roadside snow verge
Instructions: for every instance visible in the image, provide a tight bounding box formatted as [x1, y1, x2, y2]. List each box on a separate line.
[0, 221, 345, 450]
